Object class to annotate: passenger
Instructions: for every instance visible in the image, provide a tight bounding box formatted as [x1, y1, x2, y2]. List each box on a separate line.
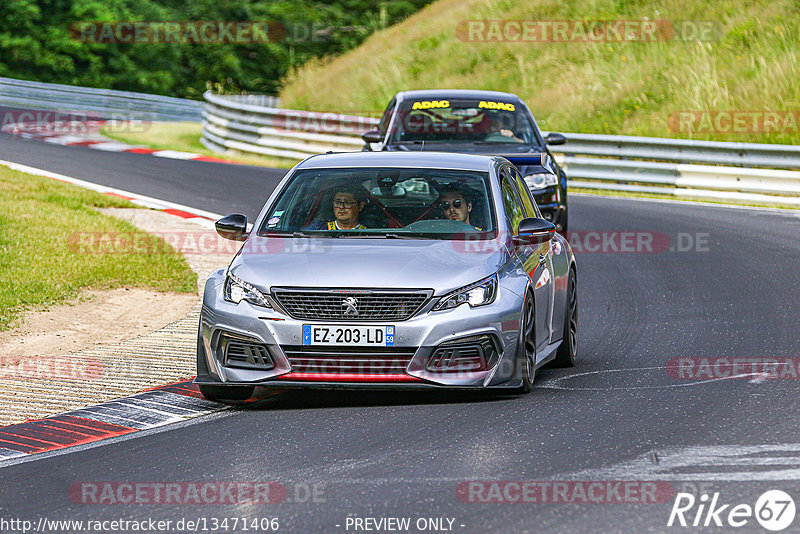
[438, 186, 482, 230]
[310, 185, 368, 230]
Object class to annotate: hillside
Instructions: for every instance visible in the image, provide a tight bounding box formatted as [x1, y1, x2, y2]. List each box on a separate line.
[0, 0, 430, 98]
[279, 0, 800, 144]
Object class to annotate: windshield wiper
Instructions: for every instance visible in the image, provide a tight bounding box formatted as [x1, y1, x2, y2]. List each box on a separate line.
[471, 140, 525, 145]
[394, 140, 454, 144]
[335, 233, 424, 239]
[262, 231, 325, 238]
[383, 233, 425, 239]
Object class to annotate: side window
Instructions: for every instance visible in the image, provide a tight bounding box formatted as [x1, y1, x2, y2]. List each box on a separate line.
[378, 98, 396, 136]
[510, 167, 541, 218]
[500, 167, 526, 233]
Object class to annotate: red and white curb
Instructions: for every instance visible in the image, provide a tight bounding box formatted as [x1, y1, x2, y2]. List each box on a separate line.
[0, 381, 280, 462]
[0, 159, 223, 228]
[0, 380, 215, 461]
[0, 161, 267, 462]
[2, 120, 243, 165]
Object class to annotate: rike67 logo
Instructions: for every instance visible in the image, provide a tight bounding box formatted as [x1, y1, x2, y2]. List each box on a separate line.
[668, 490, 796, 531]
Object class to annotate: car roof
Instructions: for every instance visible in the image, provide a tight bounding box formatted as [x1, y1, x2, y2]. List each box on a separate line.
[394, 89, 522, 102]
[295, 151, 501, 172]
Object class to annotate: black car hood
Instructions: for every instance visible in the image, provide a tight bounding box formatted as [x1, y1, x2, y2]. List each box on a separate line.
[389, 142, 541, 154]
[388, 143, 554, 176]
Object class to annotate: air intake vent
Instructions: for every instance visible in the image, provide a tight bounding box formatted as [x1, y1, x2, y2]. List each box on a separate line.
[427, 336, 497, 373]
[224, 340, 274, 370]
[281, 346, 415, 375]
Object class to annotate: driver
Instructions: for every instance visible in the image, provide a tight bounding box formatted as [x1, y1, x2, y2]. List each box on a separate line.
[310, 185, 368, 230]
[483, 112, 523, 143]
[438, 186, 482, 230]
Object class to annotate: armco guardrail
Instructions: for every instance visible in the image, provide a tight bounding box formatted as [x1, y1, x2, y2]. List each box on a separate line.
[202, 91, 375, 159]
[202, 92, 800, 206]
[0, 77, 202, 121]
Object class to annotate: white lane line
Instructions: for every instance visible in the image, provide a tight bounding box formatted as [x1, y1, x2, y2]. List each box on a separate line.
[0, 159, 223, 222]
[0, 448, 26, 460]
[87, 141, 143, 152]
[44, 135, 99, 145]
[566, 444, 800, 481]
[536, 366, 760, 391]
[152, 150, 203, 160]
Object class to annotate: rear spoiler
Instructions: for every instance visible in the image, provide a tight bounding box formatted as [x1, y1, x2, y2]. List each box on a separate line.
[501, 153, 554, 174]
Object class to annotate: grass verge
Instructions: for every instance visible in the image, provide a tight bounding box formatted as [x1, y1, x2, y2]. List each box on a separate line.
[101, 122, 300, 169]
[0, 165, 197, 331]
[279, 0, 800, 145]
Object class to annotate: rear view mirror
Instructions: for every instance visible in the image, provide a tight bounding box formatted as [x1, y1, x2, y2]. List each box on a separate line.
[545, 132, 567, 145]
[515, 217, 556, 245]
[216, 214, 248, 241]
[370, 185, 406, 198]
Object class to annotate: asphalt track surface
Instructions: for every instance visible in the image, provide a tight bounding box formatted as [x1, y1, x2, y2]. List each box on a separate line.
[2, 132, 800, 532]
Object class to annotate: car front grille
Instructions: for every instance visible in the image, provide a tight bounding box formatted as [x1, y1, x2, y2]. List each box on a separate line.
[272, 289, 431, 321]
[281, 346, 416, 375]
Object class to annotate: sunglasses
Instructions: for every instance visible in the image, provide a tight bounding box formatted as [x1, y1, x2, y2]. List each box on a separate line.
[440, 199, 465, 210]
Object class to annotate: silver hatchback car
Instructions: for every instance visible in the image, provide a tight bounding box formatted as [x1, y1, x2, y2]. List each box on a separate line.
[195, 152, 577, 400]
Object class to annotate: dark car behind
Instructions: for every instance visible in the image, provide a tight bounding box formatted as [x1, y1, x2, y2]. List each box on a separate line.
[362, 89, 569, 231]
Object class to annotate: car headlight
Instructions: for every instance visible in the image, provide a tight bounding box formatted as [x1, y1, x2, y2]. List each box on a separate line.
[433, 274, 498, 311]
[525, 173, 558, 190]
[224, 271, 271, 308]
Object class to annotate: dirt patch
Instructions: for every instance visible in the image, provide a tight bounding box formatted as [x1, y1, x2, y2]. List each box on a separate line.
[0, 287, 197, 361]
[0, 207, 236, 426]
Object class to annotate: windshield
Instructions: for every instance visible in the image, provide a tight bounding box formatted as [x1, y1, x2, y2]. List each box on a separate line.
[258, 167, 496, 239]
[388, 98, 537, 146]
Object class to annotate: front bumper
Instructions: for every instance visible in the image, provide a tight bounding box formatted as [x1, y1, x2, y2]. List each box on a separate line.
[196, 270, 526, 389]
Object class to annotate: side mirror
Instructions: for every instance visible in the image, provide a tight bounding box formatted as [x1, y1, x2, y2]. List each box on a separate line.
[216, 214, 248, 241]
[515, 217, 556, 245]
[545, 132, 567, 145]
[362, 130, 383, 144]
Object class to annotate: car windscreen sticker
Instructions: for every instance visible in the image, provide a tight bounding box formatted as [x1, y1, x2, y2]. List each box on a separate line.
[478, 101, 516, 111]
[411, 100, 450, 110]
[267, 216, 281, 226]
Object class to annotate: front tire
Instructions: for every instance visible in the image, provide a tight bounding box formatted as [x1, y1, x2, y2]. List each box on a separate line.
[516, 294, 536, 393]
[199, 384, 254, 401]
[550, 268, 577, 368]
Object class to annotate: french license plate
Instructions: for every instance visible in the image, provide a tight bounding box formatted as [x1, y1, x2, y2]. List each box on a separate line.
[302, 325, 395, 346]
